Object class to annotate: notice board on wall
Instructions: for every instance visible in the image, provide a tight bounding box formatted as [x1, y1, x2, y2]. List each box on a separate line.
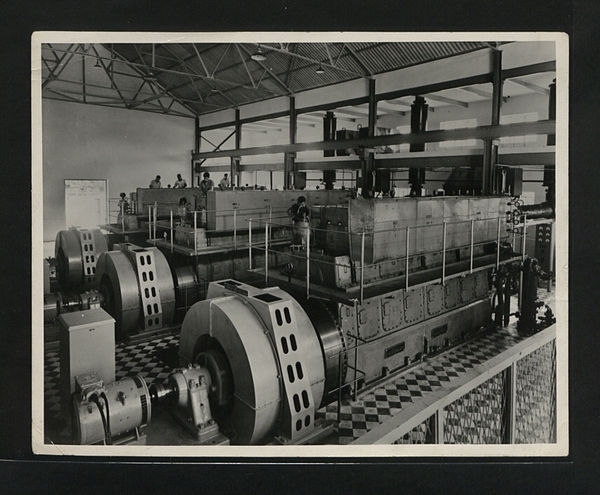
[64, 179, 108, 229]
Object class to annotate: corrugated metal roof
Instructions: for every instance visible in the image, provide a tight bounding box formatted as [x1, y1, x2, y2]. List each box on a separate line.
[42, 42, 495, 118]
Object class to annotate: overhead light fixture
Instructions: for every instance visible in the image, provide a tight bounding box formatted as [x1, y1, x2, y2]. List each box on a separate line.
[251, 47, 267, 62]
[315, 64, 325, 75]
[144, 70, 157, 82]
[94, 57, 101, 68]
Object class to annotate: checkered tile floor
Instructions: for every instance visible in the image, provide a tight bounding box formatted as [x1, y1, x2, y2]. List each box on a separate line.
[44, 334, 179, 424]
[46, 329, 524, 444]
[315, 328, 525, 444]
[44, 317, 540, 444]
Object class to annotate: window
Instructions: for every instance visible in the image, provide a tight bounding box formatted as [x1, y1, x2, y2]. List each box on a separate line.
[499, 112, 540, 147]
[438, 119, 479, 149]
[394, 125, 411, 152]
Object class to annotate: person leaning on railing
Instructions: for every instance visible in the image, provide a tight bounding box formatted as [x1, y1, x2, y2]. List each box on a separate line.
[288, 196, 310, 249]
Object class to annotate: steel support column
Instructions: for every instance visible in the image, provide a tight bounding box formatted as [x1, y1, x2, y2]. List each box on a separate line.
[323, 111, 336, 157]
[409, 95, 428, 196]
[483, 49, 503, 195]
[544, 79, 556, 204]
[284, 152, 295, 190]
[289, 96, 297, 145]
[233, 109, 242, 188]
[193, 116, 200, 185]
[286, 97, 298, 190]
[361, 79, 377, 198]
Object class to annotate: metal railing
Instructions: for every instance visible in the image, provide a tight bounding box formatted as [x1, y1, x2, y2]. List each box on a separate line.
[143, 202, 291, 256]
[350, 325, 557, 445]
[250, 214, 529, 304]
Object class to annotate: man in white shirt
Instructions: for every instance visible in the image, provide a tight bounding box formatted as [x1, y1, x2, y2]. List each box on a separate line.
[149, 175, 161, 188]
[219, 173, 230, 191]
[173, 174, 187, 188]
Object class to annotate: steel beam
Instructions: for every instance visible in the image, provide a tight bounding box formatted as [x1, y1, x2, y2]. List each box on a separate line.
[507, 78, 551, 95]
[343, 43, 373, 77]
[192, 120, 555, 159]
[425, 93, 469, 108]
[90, 45, 128, 107]
[335, 108, 369, 119]
[42, 43, 76, 88]
[238, 44, 293, 95]
[102, 45, 197, 116]
[42, 95, 194, 119]
[193, 60, 554, 131]
[460, 86, 492, 98]
[501, 60, 556, 80]
[254, 43, 367, 79]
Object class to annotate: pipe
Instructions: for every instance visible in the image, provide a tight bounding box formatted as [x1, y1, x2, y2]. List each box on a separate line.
[517, 202, 554, 220]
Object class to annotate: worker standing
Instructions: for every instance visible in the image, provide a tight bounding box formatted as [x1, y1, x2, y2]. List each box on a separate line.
[288, 196, 310, 249]
[173, 174, 187, 188]
[149, 175, 162, 188]
[219, 173, 230, 191]
[198, 172, 214, 223]
[199, 172, 214, 196]
[177, 197, 190, 226]
[116, 192, 130, 225]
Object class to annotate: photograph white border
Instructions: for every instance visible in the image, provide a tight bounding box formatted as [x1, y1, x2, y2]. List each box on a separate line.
[31, 31, 569, 457]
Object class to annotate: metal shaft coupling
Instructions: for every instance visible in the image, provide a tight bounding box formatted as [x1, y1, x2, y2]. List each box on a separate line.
[150, 365, 224, 443]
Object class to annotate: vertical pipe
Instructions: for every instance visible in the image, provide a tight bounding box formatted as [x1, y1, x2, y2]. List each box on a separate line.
[153, 201, 157, 242]
[170, 210, 173, 253]
[496, 215, 502, 269]
[306, 224, 310, 299]
[512, 225, 517, 255]
[233, 208, 237, 251]
[148, 205, 151, 239]
[121, 202, 125, 233]
[441, 222, 447, 284]
[248, 219, 252, 270]
[522, 216, 527, 260]
[519, 215, 527, 309]
[193, 210, 198, 255]
[360, 232, 366, 303]
[469, 219, 475, 273]
[264, 222, 269, 284]
[405, 226, 410, 291]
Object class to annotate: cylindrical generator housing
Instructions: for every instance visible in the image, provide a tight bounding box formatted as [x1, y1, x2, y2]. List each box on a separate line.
[179, 280, 346, 445]
[55, 228, 108, 289]
[96, 244, 176, 337]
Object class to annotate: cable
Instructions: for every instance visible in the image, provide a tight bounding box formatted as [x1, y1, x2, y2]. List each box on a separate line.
[90, 394, 110, 445]
[100, 392, 112, 445]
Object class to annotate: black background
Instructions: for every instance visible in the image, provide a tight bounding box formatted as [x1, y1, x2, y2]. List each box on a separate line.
[1, 0, 597, 493]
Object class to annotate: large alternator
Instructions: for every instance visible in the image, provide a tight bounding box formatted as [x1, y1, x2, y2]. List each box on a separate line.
[96, 244, 176, 337]
[55, 228, 108, 289]
[179, 279, 347, 445]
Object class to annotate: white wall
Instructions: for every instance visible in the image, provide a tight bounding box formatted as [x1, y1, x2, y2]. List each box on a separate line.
[43, 99, 194, 242]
